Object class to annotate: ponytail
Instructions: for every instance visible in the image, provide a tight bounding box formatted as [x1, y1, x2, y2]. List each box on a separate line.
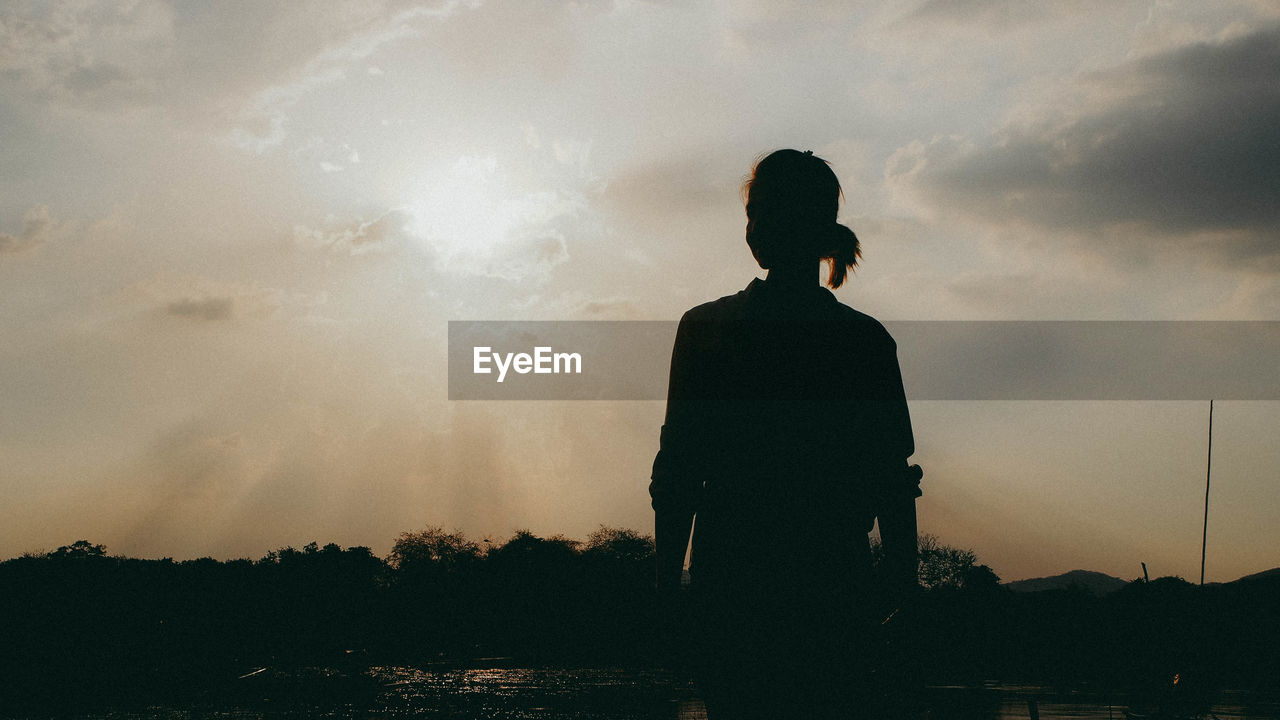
[824, 222, 860, 289]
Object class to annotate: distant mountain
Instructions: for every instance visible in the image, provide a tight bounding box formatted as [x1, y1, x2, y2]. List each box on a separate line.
[1005, 569, 1130, 595]
[1232, 567, 1280, 584]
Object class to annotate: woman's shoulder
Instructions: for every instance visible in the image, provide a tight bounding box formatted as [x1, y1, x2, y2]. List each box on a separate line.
[675, 281, 897, 346]
[678, 285, 753, 323]
[830, 301, 897, 348]
[680, 280, 901, 338]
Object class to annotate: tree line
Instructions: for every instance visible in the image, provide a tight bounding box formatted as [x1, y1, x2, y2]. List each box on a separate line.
[1, 529, 1275, 712]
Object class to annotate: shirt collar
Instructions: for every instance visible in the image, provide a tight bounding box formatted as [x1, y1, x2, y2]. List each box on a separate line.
[744, 276, 838, 306]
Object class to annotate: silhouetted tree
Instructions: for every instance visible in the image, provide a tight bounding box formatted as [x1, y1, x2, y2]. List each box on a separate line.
[388, 527, 481, 574]
[50, 539, 107, 559]
[870, 533, 994, 591]
[583, 525, 655, 564]
[916, 533, 980, 590]
[3, 530, 1275, 714]
[961, 563, 1002, 592]
[578, 526, 658, 657]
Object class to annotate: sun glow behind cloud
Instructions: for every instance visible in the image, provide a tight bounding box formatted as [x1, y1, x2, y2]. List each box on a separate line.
[407, 156, 522, 259]
[403, 155, 581, 279]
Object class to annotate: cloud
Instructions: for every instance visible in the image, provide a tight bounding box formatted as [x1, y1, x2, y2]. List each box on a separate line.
[411, 1, 588, 83]
[165, 297, 234, 321]
[577, 296, 648, 319]
[292, 209, 417, 255]
[901, 0, 1112, 30]
[228, 1, 468, 153]
[599, 154, 741, 241]
[115, 271, 298, 323]
[484, 230, 569, 281]
[0, 2, 175, 108]
[0, 205, 55, 256]
[886, 26, 1280, 269]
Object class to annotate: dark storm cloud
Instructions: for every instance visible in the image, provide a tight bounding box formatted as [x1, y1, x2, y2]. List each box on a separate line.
[166, 297, 234, 321]
[891, 26, 1280, 267]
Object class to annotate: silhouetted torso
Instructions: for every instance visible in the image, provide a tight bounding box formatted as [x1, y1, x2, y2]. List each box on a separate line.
[651, 276, 915, 717]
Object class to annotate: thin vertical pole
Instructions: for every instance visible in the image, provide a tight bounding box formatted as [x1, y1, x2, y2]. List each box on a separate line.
[1200, 399, 1213, 586]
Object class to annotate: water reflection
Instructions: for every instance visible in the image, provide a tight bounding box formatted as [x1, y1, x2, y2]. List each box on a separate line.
[368, 667, 1280, 720]
[374, 665, 689, 719]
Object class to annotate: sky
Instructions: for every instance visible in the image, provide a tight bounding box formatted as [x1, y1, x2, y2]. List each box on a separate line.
[1, 0, 1277, 582]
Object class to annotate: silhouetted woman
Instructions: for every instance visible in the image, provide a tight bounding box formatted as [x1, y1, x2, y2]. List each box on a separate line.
[651, 149, 922, 719]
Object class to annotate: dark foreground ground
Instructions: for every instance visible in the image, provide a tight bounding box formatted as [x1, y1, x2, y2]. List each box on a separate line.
[3, 538, 1276, 718]
[2, 665, 1278, 720]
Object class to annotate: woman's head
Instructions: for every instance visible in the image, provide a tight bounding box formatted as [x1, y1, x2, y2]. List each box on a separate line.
[743, 149, 860, 289]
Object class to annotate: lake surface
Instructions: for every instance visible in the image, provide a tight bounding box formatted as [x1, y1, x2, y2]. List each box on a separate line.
[14, 666, 1279, 719]
[366, 667, 1278, 720]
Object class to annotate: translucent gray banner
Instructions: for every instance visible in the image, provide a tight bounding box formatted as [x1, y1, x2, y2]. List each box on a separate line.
[448, 321, 1279, 400]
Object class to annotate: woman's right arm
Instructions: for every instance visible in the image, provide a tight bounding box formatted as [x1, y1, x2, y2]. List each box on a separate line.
[650, 314, 707, 592]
